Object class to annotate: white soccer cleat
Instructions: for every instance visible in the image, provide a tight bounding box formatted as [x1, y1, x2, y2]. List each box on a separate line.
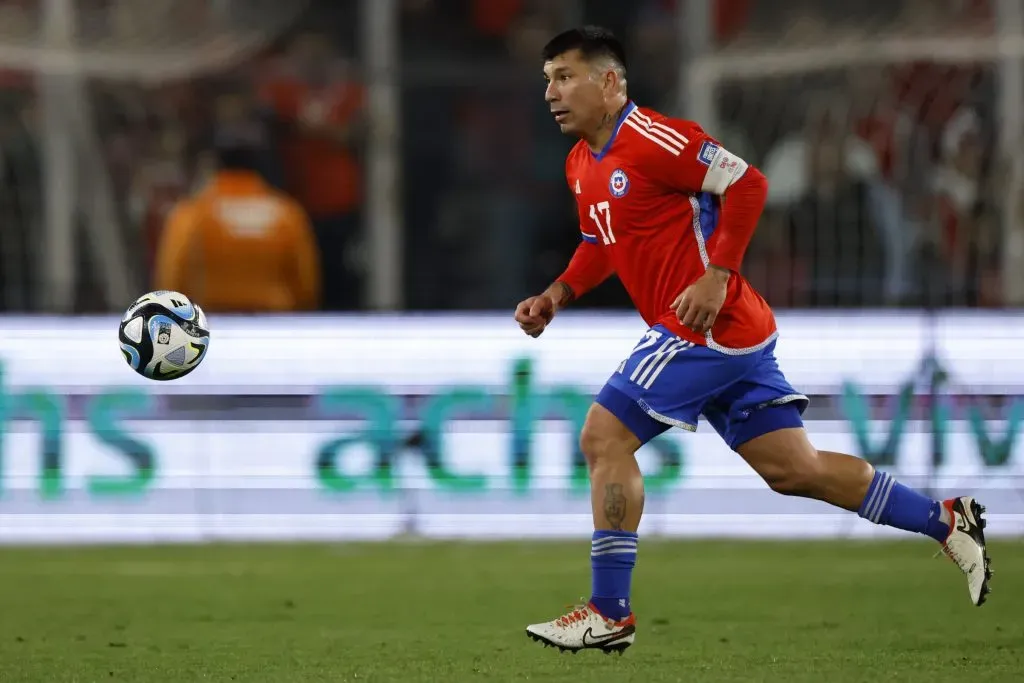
[525, 602, 636, 654]
[940, 496, 993, 606]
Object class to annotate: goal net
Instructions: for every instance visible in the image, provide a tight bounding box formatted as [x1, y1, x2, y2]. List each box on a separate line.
[681, 0, 1021, 308]
[0, 0, 312, 313]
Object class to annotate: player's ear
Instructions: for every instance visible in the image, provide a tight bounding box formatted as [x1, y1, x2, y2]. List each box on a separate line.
[603, 66, 624, 96]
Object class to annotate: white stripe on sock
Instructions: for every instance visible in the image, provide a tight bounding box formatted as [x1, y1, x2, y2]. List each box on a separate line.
[865, 473, 893, 523]
[870, 474, 896, 523]
[862, 472, 888, 522]
[864, 474, 885, 522]
[592, 535, 637, 548]
[591, 541, 638, 553]
[591, 548, 639, 557]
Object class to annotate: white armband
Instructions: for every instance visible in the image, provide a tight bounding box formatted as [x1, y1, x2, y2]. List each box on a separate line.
[697, 140, 749, 195]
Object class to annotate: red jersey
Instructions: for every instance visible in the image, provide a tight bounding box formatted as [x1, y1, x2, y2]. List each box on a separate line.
[558, 102, 776, 352]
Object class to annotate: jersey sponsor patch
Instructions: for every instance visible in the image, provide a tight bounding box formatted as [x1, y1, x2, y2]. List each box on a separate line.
[698, 140, 719, 166]
[609, 168, 630, 197]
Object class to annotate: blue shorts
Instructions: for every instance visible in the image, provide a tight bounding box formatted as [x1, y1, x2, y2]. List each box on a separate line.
[596, 324, 808, 450]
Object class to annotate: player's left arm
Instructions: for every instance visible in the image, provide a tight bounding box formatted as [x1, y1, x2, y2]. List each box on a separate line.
[656, 123, 769, 332]
[661, 126, 768, 273]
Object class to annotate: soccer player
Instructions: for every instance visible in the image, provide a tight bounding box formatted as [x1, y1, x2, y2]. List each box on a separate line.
[516, 27, 992, 655]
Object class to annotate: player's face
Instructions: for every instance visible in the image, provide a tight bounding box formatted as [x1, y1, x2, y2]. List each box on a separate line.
[543, 50, 607, 137]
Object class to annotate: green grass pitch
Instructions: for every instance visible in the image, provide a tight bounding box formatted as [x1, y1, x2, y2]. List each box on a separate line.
[1, 539, 1021, 682]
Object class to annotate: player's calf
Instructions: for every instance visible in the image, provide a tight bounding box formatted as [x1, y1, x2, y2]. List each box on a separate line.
[737, 424, 874, 510]
[579, 408, 646, 531]
[738, 425, 951, 538]
[526, 401, 645, 655]
[738, 422, 991, 605]
[578, 403, 644, 621]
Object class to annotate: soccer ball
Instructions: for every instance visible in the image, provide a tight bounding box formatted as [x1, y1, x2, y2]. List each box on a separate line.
[118, 290, 210, 381]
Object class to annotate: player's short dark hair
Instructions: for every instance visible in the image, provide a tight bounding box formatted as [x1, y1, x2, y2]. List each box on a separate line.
[542, 26, 627, 72]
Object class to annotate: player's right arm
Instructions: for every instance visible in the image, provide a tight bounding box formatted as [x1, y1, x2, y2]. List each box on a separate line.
[515, 148, 614, 338]
[515, 238, 612, 338]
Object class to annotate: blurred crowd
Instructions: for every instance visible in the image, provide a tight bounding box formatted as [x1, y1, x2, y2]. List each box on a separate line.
[0, 0, 1015, 312]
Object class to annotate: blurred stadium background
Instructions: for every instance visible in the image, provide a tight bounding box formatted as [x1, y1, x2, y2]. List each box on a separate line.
[3, 0, 1023, 314]
[1, 1, 1023, 681]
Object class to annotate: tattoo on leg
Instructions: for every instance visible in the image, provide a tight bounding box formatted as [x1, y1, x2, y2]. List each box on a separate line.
[603, 483, 627, 530]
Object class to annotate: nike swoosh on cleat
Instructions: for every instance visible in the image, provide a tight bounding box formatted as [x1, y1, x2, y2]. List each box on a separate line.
[581, 627, 632, 648]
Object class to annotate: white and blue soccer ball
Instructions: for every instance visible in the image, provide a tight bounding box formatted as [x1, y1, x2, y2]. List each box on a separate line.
[118, 290, 210, 381]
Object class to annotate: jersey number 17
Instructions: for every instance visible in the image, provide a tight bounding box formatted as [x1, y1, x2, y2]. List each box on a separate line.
[588, 201, 616, 245]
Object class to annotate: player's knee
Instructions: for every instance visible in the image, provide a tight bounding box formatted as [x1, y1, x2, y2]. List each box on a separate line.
[579, 406, 640, 470]
[762, 466, 815, 496]
[739, 430, 825, 496]
[759, 451, 825, 496]
[579, 423, 613, 469]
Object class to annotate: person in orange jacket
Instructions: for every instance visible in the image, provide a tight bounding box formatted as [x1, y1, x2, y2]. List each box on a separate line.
[154, 133, 322, 313]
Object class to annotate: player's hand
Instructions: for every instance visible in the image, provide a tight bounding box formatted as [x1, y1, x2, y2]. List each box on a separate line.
[672, 267, 730, 334]
[515, 294, 557, 338]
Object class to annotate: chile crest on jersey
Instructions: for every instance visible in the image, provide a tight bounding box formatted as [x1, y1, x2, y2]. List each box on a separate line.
[608, 168, 630, 198]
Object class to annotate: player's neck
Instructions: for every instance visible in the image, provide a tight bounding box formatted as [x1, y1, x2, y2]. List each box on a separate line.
[585, 100, 630, 154]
